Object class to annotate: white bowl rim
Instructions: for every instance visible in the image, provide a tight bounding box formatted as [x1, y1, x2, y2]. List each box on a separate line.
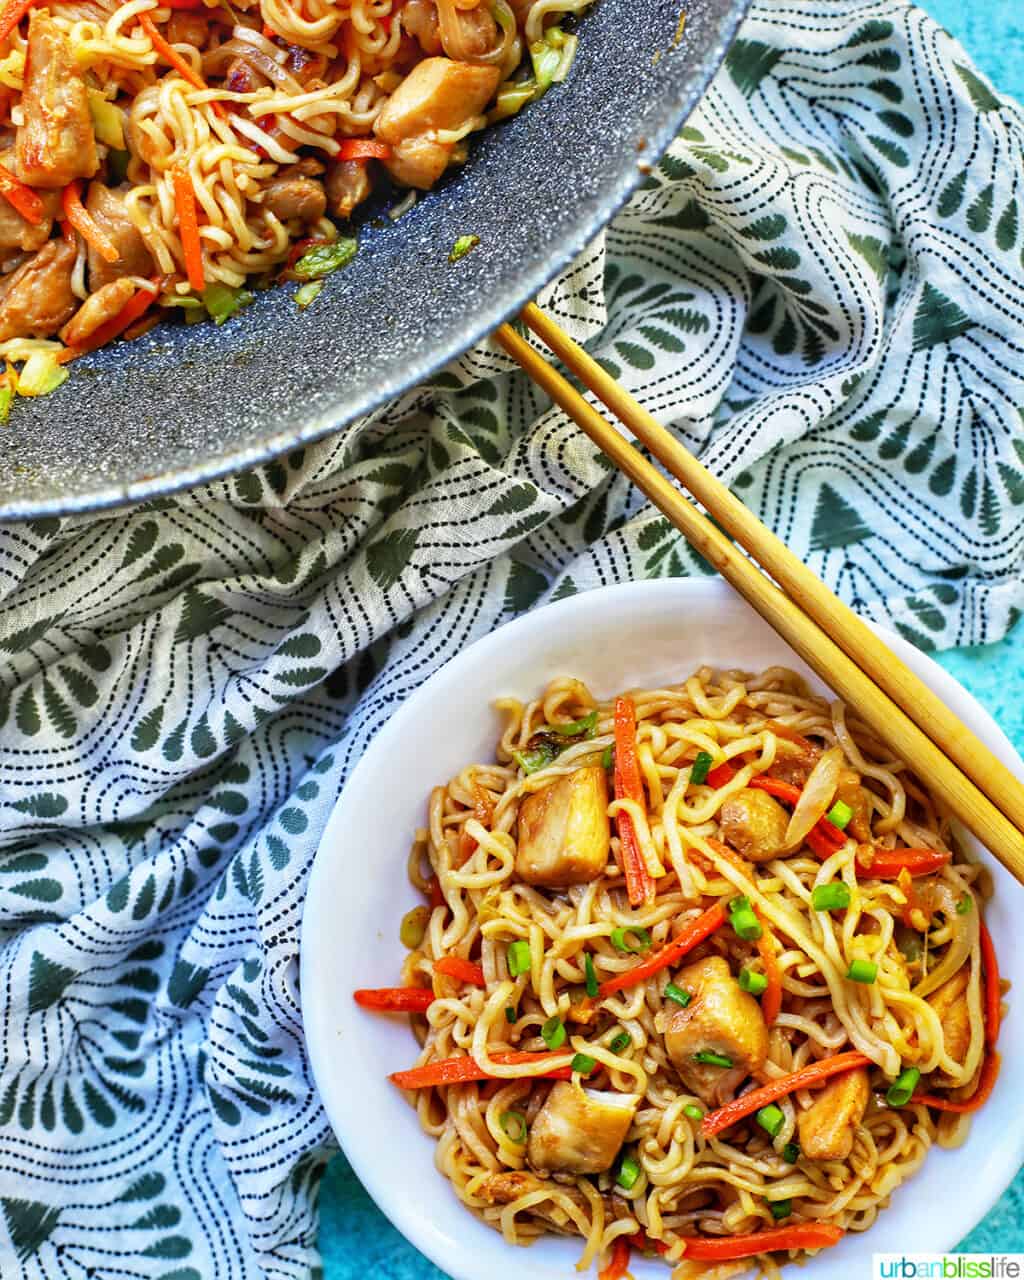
[301, 578, 1024, 1280]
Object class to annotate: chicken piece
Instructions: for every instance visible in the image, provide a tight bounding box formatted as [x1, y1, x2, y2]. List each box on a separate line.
[59, 277, 134, 347]
[438, 4, 499, 59]
[401, 0, 442, 54]
[85, 182, 153, 290]
[166, 10, 208, 45]
[324, 159, 372, 220]
[516, 765, 610, 887]
[797, 1067, 869, 1161]
[479, 1170, 544, 1204]
[835, 768, 872, 842]
[526, 1083, 639, 1175]
[0, 152, 61, 255]
[0, 238, 77, 341]
[719, 788, 789, 863]
[17, 10, 98, 188]
[262, 174, 326, 224]
[766, 742, 821, 788]
[664, 955, 769, 1106]
[928, 967, 971, 1075]
[374, 57, 500, 189]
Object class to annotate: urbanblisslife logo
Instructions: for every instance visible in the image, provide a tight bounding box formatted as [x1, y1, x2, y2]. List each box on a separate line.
[874, 1257, 1024, 1279]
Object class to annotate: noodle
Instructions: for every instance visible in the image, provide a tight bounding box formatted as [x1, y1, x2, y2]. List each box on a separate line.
[360, 667, 1004, 1276]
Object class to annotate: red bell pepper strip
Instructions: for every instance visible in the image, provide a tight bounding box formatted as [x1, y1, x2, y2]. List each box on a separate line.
[854, 847, 951, 878]
[598, 1238, 631, 1280]
[354, 987, 434, 1012]
[678, 1223, 845, 1260]
[389, 1050, 588, 1090]
[702, 1050, 872, 1137]
[613, 697, 655, 908]
[336, 138, 392, 162]
[0, 0, 38, 45]
[980, 920, 1001, 1046]
[597, 900, 727, 1000]
[433, 956, 485, 987]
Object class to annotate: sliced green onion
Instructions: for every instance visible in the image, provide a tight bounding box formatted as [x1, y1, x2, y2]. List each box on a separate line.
[609, 1031, 631, 1054]
[886, 1066, 921, 1107]
[693, 1050, 733, 1068]
[16, 352, 67, 397]
[294, 279, 324, 310]
[826, 799, 853, 830]
[729, 907, 763, 942]
[550, 710, 598, 737]
[689, 751, 714, 785]
[683, 1103, 704, 1121]
[400, 905, 430, 949]
[293, 237, 358, 280]
[664, 983, 692, 1008]
[956, 893, 973, 915]
[847, 958, 877, 985]
[203, 283, 253, 326]
[512, 744, 556, 774]
[499, 1109, 527, 1143]
[449, 234, 480, 264]
[0, 384, 11, 423]
[738, 968, 768, 996]
[610, 926, 651, 954]
[571, 1052, 595, 1075]
[770, 1199, 793, 1220]
[541, 1014, 566, 1050]
[781, 1142, 800, 1164]
[601, 744, 614, 770]
[730, 895, 752, 914]
[756, 1103, 785, 1137]
[583, 952, 599, 998]
[505, 1004, 517, 1023]
[507, 939, 532, 977]
[616, 1154, 641, 1190]
[811, 882, 852, 912]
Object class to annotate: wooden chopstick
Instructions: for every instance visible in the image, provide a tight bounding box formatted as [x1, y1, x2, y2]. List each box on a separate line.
[494, 308, 1024, 884]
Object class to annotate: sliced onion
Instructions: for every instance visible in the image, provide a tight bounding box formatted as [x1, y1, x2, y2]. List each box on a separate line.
[912, 879, 978, 999]
[784, 745, 843, 849]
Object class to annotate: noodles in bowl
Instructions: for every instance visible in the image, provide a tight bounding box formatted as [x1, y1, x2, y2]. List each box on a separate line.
[354, 665, 1004, 1278]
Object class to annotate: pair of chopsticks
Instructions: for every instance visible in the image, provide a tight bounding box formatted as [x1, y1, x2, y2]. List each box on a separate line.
[495, 302, 1024, 884]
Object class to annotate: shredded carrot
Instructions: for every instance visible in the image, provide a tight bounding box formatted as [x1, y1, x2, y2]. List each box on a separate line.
[353, 987, 434, 1012]
[912, 1050, 1000, 1114]
[0, 164, 43, 225]
[433, 956, 485, 987]
[61, 179, 119, 263]
[755, 916, 782, 1025]
[980, 920, 1001, 1047]
[139, 12, 227, 118]
[171, 165, 205, 292]
[389, 1050, 587, 1090]
[854, 847, 951, 878]
[597, 900, 727, 1000]
[613, 697, 655, 908]
[0, 0, 37, 45]
[678, 1223, 844, 1260]
[337, 138, 391, 162]
[598, 1237, 631, 1280]
[701, 1050, 872, 1137]
[65, 277, 161, 356]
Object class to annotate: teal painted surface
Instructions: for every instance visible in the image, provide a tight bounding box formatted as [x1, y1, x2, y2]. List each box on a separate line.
[319, 1, 1024, 1270]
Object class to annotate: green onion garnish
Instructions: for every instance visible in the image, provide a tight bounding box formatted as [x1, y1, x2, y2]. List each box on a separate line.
[729, 906, 763, 942]
[730, 895, 752, 913]
[956, 893, 973, 915]
[449, 234, 480, 264]
[664, 983, 692, 1008]
[811, 882, 852, 912]
[683, 1103, 704, 1121]
[738, 968, 768, 996]
[512, 744, 557, 774]
[826, 799, 853, 830]
[571, 1053, 596, 1075]
[293, 237, 358, 281]
[616, 1154, 641, 1190]
[610, 926, 652, 954]
[756, 1103, 785, 1137]
[689, 751, 714, 785]
[847, 958, 877, 984]
[499, 1109, 527, 1143]
[601, 744, 614, 770]
[693, 1050, 733, 1068]
[782, 1142, 800, 1163]
[550, 710, 599, 737]
[583, 952, 599, 998]
[541, 1014, 566, 1050]
[294, 279, 324, 310]
[886, 1066, 921, 1107]
[504, 1004, 517, 1023]
[770, 1199, 793, 1220]
[609, 1031, 631, 1054]
[508, 939, 532, 977]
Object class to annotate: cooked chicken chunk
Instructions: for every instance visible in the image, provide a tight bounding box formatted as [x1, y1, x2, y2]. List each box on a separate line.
[374, 57, 500, 189]
[262, 174, 326, 224]
[85, 182, 153, 290]
[527, 1083, 639, 1175]
[166, 9, 208, 45]
[928, 967, 971, 1076]
[797, 1067, 869, 1161]
[401, 0, 442, 54]
[17, 10, 98, 188]
[516, 765, 610, 887]
[719, 788, 789, 862]
[0, 153, 59, 254]
[60, 277, 135, 347]
[664, 955, 769, 1106]
[835, 768, 872, 842]
[325, 159, 372, 220]
[766, 740, 820, 788]
[0, 238, 77, 341]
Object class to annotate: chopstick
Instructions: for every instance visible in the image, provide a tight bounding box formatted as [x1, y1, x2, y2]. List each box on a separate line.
[494, 304, 1024, 884]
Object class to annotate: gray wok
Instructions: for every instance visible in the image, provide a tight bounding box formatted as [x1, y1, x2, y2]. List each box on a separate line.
[0, 0, 750, 517]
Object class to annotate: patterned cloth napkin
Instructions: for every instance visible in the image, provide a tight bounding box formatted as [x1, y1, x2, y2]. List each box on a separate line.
[2, 1, 1023, 1276]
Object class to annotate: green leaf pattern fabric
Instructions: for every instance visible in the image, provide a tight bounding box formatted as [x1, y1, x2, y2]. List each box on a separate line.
[2, 1, 1023, 1274]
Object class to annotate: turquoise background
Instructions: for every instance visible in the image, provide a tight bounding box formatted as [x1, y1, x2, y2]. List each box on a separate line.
[317, 2, 1024, 1270]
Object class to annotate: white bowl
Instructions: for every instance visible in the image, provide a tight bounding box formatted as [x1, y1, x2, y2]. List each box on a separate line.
[302, 579, 1024, 1280]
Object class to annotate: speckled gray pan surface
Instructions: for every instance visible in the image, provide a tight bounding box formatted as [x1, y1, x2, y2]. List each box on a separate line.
[0, 0, 751, 518]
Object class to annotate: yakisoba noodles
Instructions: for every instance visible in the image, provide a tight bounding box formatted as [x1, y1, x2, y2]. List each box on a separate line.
[354, 667, 1005, 1277]
[0, 0, 591, 405]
